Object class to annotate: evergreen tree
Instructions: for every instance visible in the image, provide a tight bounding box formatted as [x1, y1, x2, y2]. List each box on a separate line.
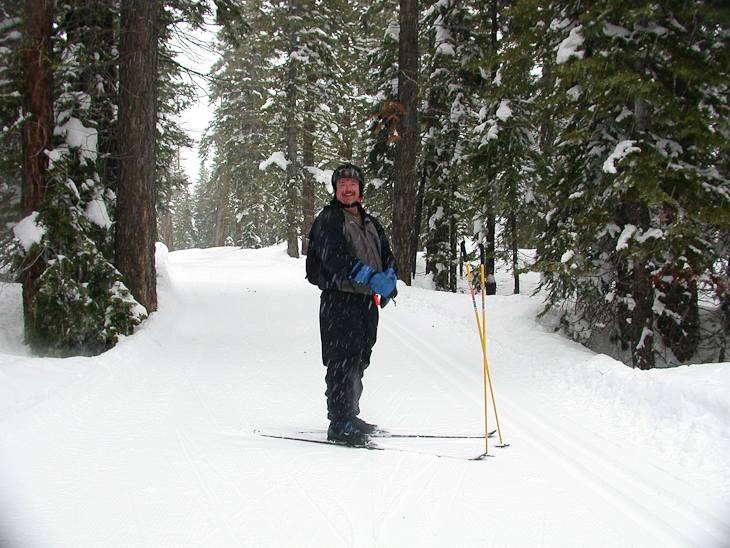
[391, 0, 420, 283]
[476, 0, 541, 295]
[420, 0, 480, 291]
[0, 5, 23, 263]
[5, 0, 209, 355]
[205, 0, 364, 250]
[14, 0, 147, 356]
[534, 0, 730, 368]
[362, 0, 401, 225]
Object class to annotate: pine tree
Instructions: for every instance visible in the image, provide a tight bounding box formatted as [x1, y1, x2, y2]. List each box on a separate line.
[362, 0, 401, 225]
[0, 4, 24, 262]
[205, 0, 363, 250]
[420, 0, 480, 291]
[14, 0, 147, 356]
[6, 0, 208, 355]
[469, 0, 503, 296]
[477, 0, 542, 295]
[534, 0, 730, 368]
[390, 0, 420, 283]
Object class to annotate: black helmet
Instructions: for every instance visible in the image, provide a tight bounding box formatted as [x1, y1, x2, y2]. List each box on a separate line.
[331, 163, 365, 197]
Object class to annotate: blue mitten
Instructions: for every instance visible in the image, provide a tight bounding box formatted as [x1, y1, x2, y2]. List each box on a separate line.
[384, 268, 397, 283]
[369, 272, 397, 299]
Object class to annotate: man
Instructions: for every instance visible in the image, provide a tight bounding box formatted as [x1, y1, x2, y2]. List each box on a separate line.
[307, 163, 398, 447]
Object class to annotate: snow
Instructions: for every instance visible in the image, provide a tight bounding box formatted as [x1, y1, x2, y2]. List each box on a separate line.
[604, 140, 641, 173]
[84, 190, 112, 229]
[11, 212, 45, 252]
[0, 244, 729, 548]
[616, 224, 637, 250]
[495, 99, 512, 122]
[57, 117, 98, 165]
[258, 151, 289, 171]
[556, 26, 585, 64]
[604, 23, 631, 39]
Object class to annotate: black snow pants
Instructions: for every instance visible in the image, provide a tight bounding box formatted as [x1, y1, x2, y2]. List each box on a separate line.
[320, 289, 379, 423]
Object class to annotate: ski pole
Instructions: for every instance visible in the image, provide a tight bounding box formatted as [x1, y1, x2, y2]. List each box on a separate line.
[461, 242, 484, 345]
[479, 244, 490, 455]
[479, 244, 508, 449]
[462, 242, 488, 454]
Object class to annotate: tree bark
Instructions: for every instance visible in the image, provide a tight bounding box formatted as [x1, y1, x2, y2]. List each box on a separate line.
[301, 115, 315, 255]
[115, 0, 158, 312]
[21, 0, 53, 341]
[615, 201, 655, 369]
[391, 0, 419, 284]
[161, 208, 174, 251]
[285, 5, 299, 258]
[214, 179, 228, 247]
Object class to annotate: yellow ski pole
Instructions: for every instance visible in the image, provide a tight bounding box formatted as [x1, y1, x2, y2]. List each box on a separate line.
[462, 243, 484, 343]
[479, 244, 509, 450]
[480, 245, 489, 455]
[462, 242, 489, 456]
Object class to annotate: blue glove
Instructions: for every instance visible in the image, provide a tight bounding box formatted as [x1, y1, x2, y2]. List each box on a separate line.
[351, 262, 375, 284]
[384, 268, 397, 283]
[369, 272, 397, 300]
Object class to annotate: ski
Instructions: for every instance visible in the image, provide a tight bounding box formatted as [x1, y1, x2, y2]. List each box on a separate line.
[256, 430, 383, 451]
[255, 430, 494, 461]
[296, 429, 497, 439]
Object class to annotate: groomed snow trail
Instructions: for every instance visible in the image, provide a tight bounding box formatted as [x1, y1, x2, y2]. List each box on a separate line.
[0, 245, 728, 548]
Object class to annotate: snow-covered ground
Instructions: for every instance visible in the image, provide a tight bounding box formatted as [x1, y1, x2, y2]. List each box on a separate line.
[0, 244, 728, 548]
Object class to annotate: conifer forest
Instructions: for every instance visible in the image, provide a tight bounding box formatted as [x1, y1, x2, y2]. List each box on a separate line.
[0, 0, 729, 368]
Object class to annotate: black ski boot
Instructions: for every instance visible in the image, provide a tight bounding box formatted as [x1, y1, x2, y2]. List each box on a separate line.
[351, 417, 379, 435]
[327, 420, 370, 447]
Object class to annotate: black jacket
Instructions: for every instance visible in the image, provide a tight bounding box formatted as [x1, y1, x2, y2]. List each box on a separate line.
[308, 200, 397, 292]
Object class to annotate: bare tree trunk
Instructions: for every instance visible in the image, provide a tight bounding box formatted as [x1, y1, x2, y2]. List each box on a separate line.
[285, 5, 299, 258]
[21, 0, 53, 342]
[116, 0, 158, 313]
[161, 208, 174, 250]
[214, 179, 228, 247]
[508, 170, 519, 294]
[485, 208, 496, 294]
[301, 116, 315, 255]
[391, 0, 419, 284]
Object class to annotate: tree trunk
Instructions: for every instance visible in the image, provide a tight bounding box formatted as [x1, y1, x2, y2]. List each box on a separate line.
[485, 208, 497, 295]
[301, 114, 315, 255]
[214, 179, 228, 247]
[285, 6, 299, 258]
[615, 201, 655, 369]
[508, 172, 519, 294]
[483, 0, 498, 296]
[391, 0, 419, 284]
[161, 208, 174, 251]
[21, 0, 53, 342]
[115, 0, 158, 313]
[411, 162, 426, 278]
[657, 281, 699, 363]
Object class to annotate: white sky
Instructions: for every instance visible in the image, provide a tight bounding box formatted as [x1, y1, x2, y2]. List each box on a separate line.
[173, 22, 220, 184]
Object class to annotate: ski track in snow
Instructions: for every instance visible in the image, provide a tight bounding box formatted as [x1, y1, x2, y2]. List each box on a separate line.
[0, 244, 728, 548]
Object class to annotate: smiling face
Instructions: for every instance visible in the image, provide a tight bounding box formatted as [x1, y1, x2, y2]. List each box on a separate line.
[335, 177, 361, 207]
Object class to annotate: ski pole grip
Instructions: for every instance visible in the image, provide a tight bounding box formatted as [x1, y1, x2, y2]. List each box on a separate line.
[479, 243, 485, 266]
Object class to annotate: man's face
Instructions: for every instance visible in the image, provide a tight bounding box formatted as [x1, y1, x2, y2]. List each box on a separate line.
[335, 177, 360, 204]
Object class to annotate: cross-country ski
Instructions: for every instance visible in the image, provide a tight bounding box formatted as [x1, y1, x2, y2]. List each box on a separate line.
[255, 430, 496, 461]
[294, 428, 498, 438]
